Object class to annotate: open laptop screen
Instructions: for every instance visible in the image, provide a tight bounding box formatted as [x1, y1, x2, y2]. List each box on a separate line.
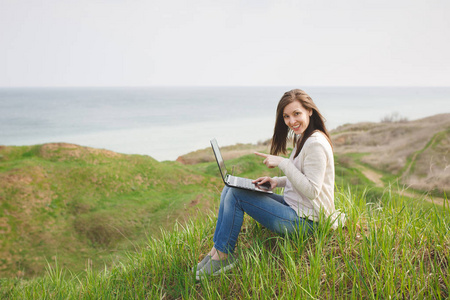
[210, 138, 228, 180]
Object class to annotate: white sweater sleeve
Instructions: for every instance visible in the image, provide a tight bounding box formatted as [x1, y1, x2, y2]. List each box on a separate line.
[274, 176, 287, 187]
[277, 141, 328, 201]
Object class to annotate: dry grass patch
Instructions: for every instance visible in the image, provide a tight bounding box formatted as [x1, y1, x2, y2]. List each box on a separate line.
[176, 142, 271, 165]
[332, 113, 450, 194]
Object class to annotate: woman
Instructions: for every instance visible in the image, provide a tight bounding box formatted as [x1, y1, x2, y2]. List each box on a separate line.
[194, 89, 343, 280]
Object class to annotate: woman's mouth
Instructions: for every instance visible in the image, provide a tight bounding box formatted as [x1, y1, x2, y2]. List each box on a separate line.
[292, 124, 301, 131]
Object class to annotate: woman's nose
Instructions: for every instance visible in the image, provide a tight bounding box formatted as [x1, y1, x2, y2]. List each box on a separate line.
[289, 117, 296, 125]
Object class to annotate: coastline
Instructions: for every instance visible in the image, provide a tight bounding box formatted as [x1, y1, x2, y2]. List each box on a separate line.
[2, 86, 450, 161]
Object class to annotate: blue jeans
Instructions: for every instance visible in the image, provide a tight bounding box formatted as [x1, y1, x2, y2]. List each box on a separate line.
[213, 186, 316, 254]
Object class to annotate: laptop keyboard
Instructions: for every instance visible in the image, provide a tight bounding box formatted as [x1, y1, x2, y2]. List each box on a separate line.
[229, 176, 256, 190]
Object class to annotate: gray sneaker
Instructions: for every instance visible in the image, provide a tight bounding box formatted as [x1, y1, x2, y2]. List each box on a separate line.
[195, 255, 238, 280]
[191, 254, 211, 272]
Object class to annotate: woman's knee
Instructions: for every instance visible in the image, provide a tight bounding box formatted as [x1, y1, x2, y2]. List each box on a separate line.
[221, 187, 246, 206]
[230, 186, 254, 197]
[221, 185, 230, 194]
[220, 185, 231, 201]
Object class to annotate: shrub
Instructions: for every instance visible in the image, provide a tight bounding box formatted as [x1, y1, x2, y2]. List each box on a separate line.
[380, 112, 408, 123]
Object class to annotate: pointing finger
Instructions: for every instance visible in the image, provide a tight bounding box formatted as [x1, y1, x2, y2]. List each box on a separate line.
[254, 152, 269, 158]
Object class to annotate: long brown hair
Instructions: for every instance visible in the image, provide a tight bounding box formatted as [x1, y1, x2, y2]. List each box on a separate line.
[270, 89, 332, 158]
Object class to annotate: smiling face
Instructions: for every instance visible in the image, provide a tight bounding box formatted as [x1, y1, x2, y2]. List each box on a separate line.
[283, 100, 312, 135]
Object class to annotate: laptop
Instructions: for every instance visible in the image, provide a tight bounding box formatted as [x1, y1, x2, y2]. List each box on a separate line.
[210, 138, 272, 193]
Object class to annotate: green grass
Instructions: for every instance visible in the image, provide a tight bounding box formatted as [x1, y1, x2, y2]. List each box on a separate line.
[0, 185, 448, 299]
[0, 144, 223, 278]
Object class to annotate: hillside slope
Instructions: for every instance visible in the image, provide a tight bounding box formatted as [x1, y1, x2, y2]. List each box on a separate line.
[0, 143, 222, 278]
[332, 113, 450, 194]
[0, 142, 282, 279]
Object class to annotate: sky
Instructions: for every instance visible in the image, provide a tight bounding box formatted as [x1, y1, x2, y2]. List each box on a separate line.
[1, 0, 450, 87]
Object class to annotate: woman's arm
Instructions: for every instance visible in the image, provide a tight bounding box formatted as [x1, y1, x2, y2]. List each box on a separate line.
[278, 141, 328, 200]
[254, 138, 330, 198]
[274, 176, 287, 187]
[253, 152, 287, 190]
[255, 139, 329, 200]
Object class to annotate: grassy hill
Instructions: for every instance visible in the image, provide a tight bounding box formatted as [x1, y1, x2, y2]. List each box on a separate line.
[0, 142, 282, 279]
[0, 143, 225, 278]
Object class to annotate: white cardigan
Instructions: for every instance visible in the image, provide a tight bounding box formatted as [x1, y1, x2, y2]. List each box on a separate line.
[275, 131, 345, 229]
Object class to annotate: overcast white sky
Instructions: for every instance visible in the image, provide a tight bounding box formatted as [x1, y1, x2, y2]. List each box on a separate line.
[1, 0, 449, 87]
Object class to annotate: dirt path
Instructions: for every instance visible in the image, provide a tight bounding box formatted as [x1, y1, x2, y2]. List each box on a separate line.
[358, 165, 384, 188]
[357, 163, 447, 207]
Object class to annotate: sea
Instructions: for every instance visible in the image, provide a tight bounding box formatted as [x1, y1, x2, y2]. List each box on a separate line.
[1, 86, 449, 161]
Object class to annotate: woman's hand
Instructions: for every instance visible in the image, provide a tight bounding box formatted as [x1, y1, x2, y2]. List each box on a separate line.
[254, 152, 285, 168]
[252, 176, 277, 191]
